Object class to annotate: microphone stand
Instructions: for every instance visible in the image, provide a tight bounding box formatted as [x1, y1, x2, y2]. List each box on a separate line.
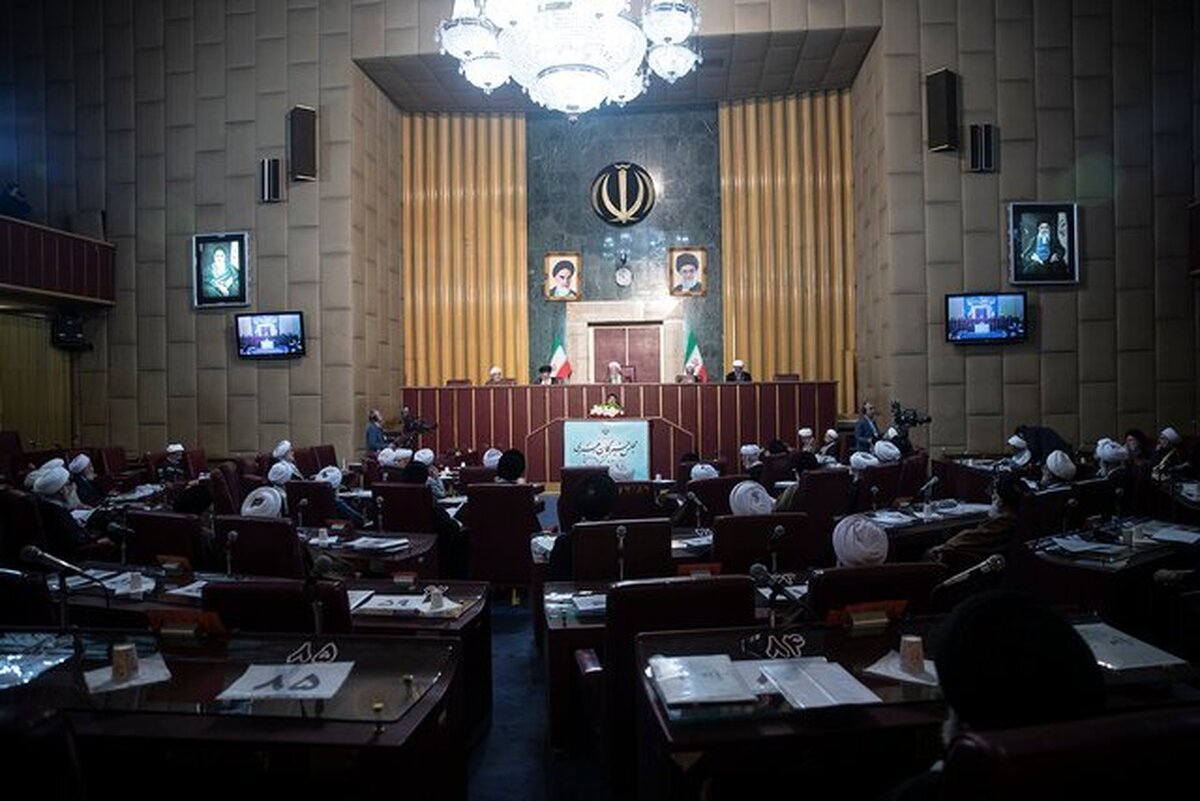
[769, 525, 785, 573]
[375, 496, 384, 531]
[297, 498, 309, 530]
[615, 525, 627, 581]
[225, 530, 239, 576]
[870, 485, 880, 511]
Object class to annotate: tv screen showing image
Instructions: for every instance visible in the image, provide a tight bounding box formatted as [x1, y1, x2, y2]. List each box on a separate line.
[945, 292, 1028, 344]
[235, 311, 306, 359]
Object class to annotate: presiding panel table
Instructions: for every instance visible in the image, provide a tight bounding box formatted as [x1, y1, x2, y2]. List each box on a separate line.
[0, 628, 464, 798]
[400, 381, 838, 482]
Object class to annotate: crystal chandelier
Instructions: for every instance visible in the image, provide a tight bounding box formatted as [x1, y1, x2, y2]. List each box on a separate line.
[439, 0, 701, 117]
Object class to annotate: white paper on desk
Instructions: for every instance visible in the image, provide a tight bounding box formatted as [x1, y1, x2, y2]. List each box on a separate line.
[864, 650, 939, 687]
[757, 584, 808, 603]
[572, 594, 607, 615]
[347, 589, 374, 610]
[85, 653, 172, 695]
[71, 508, 96, 523]
[103, 572, 157, 596]
[1074, 623, 1187, 671]
[343, 536, 410, 551]
[735, 657, 827, 695]
[760, 660, 881, 710]
[679, 534, 713, 548]
[338, 489, 372, 499]
[1145, 526, 1200, 545]
[1051, 536, 1123, 555]
[649, 654, 757, 706]
[530, 534, 558, 563]
[218, 661, 354, 701]
[868, 511, 916, 528]
[937, 502, 992, 517]
[48, 568, 119, 591]
[166, 580, 207, 599]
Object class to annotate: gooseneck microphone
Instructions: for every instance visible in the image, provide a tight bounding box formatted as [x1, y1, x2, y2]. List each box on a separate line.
[615, 525, 628, 581]
[225, 530, 239, 576]
[21, 544, 89, 577]
[935, 554, 1006, 590]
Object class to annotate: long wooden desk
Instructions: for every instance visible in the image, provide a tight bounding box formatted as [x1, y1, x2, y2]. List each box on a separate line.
[400, 381, 838, 482]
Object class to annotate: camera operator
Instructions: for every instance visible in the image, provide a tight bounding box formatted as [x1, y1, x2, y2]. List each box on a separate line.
[888, 400, 932, 455]
[398, 405, 438, 450]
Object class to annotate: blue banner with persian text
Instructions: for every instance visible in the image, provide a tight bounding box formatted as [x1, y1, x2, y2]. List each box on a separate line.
[563, 419, 651, 480]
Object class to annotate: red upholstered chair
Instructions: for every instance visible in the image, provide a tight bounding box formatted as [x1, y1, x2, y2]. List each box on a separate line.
[711, 512, 811, 574]
[371, 482, 436, 533]
[793, 468, 852, 529]
[897, 450, 929, 500]
[571, 518, 673, 581]
[313, 444, 338, 469]
[851, 462, 903, 512]
[1073, 477, 1115, 520]
[284, 480, 338, 528]
[212, 515, 305, 579]
[579, 576, 758, 790]
[183, 448, 207, 480]
[1, 489, 46, 564]
[758, 451, 796, 493]
[1015, 486, 1075, 541]
[940, 704, 1200, 801]
[805, 562, 946, 623]
[254, 452, 274, 477]
[125, 510, 207, 570]
[612, 481, 662, 519]
[0, 568, 56, 625]
[557, 466, 611, 532]
[202, 578, 352, 634]
[293, 447, 320, 478]
[462, 483, 542, 586]
[458, 465, 498, 488]
[361, 457, 382, 488]
[208, 467, 238, 516]
[99, 445, 144, 490]
[686, 474, 748, 526]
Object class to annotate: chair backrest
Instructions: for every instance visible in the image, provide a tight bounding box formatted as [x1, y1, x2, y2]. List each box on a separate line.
[941, 704, 1200, 801]
[772, 373, 801, 382]
[795, 468, 852, 528]
[1072, 477, 1115, 520]
[806, 562, 946, 621]
[1015, 486, 1075, 540]
[612, 480, 661, 519]
[571, 518, 673, 581]
[371, 482, 436, 533]
[557, 465, 612, 532]
[99, 445, 127, 475]
[0, 568, 56, 625]
[361, 457, 382, 488]
[686, 474, 748, 525]
[254, 452, 274, 477]
[711, 512, 813, 574]
[284, 480, 338, 528]
[445, 378, 473, 386]
[0, 430, 22, 456]
[757, 452, 796, 492]
[292, 447, 320, 478]
[897, 450, 929, 499]
[604, 575, 758, 787]
[209, 465, 238, 515]
[212, 515, 305, 579]
[313, 444, 338, 469]
[0, 489, 45, 563]
[462, 483, 542, 585]
[184, 448, 207, 479]
[851, 462, 903, 512]
[125, 510, 206, 569]
[675, 458, 727, 492]
[458, 465, 498, 488]
[202, 578, 351, 634]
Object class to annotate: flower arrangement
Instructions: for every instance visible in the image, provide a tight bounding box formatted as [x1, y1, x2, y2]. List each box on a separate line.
[589, 401, 625, 418]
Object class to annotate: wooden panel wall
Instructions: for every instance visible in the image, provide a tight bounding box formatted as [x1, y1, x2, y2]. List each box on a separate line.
[719, 92, 856, 414]
[0, 314, 72, 447]
[399, 113, 529, 387]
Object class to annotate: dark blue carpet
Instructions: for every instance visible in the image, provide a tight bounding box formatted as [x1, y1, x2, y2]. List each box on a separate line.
[468, 601, 620, 801]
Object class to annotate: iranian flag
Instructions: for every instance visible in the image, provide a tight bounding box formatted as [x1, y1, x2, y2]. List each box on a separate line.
[683, 331, 708, 382]
[550, 336, 572, 380]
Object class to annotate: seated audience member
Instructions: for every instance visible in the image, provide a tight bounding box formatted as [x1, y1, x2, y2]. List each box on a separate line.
[365, 408, 391, 452]
[241, 486, 285, 518]
[535, 364, 557, 385]
[1151, 426, 1191, 482]
[873, 439, 902, 463]
[884, 591, 1105, 801]
[831, 515, 889, 567]
[773, 452, 821, 512]
[797, 427, 816, 453]
[729, 480, 773, 516]
[766, 438, 790, 455]
[818, 428, 840, 463]
[316, 465, 365, 528]
[849, 450, 880, 480]
[496, 449, 527, 484]
[1012, 424, 1072, 466]
[268, 462, 294, 488]
[690, 462, 719, 481]
[33, 466, 112, 557]
[1094, 438, 1132, 501]
[548, 473, 618, 580]
[482, 448, 503, 470]
[608, 462, 634, 482]
[159, 442, 189, 483]
[413, 448, 446, 498]
[486, 365, 505, 385]
[272, 439, 305, 480]
[739, 443, 762, 472]
[925, 473, 1022, 574]
[68, 454, 105, 508]
[1040, 449, 1076, 489]
[1123, 428, 1152, 461]
[1005, 434, 1032, 469]
[401, 461, 466, 576]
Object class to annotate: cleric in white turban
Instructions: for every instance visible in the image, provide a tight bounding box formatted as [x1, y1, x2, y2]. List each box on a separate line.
[689, 462, 719, 481]
[1042, 450, 1076, 486]
[729, 480, 773, 516]
[873, 440, 901, 463]
[832, 515, 889, 567]
[482, 448, 503, 469]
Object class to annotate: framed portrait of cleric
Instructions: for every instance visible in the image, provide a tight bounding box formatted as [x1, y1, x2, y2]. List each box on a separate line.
[192, 231, 250, 308]
[544, 252, 581, 301]
[668, 247, 706, 297]
[1009, 203, 1079, 285]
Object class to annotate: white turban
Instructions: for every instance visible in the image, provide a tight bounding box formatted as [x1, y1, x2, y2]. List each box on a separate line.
[824, 429, 838, 443]
[377, 447, 396, 466]
[1045, 450, 1076, 481]
[832, 515, 889, 567]
[241, 486, 283, 518]
[394, 448, 414, 465]
[413, 448, 435, 466]
[489, 365, 502, 376]
[24, 469, 43, 489]
[1008, 435, 1027, 450]
[690, 463, 719, 481]
[608, 462, 634, 482]
[268, 462, 295, 486]
[739, 443, 761, 459]
[68, 454, 91, 475]
[607, 361, 621, 370]
[885, 427, 899, 440]
[272, 440, 292, 460]
[316, 465, 343, 488]
[482, 448, 502, 468]
[1011, 449, 1031, 467]
[798, 427, 814, 440]
[729, 480, 773, 516]
[40, 458, 65, 471]
[1161, 427, 1182, 445]
[873, 440, 901, 462]
[732, 359, 745, 368]
[850, 452, 880, 471]
[1095, 440, 1128, 465]
[33, 466, 70, 496]
[166, 442, 185, 454]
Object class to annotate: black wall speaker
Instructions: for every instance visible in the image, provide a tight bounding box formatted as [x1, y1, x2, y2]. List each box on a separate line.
[926, 69, 959, 152]
[288, 105, 317, 182]
[259, 157, 282, 202]
[51, 311, 88, 350]
[968, 124, 997, 172]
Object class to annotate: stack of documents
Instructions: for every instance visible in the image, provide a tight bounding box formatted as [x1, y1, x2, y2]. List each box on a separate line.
[343, 536, 410, 552]
[1075, 622, 1188, 671]
[758, 660, 882, 709]
[571, 594, 607, 617]
[649, 654, 758, 706]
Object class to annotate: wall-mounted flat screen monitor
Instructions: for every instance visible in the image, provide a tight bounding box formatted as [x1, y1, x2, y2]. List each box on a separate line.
[234, 311, 306, 359]
[945, 292, 1028, 344]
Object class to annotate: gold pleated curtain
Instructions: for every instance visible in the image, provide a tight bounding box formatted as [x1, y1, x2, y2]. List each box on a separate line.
[400, 113, 529, 386]
[0, 314, 72, 446]
[719, 92, 856, 414]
